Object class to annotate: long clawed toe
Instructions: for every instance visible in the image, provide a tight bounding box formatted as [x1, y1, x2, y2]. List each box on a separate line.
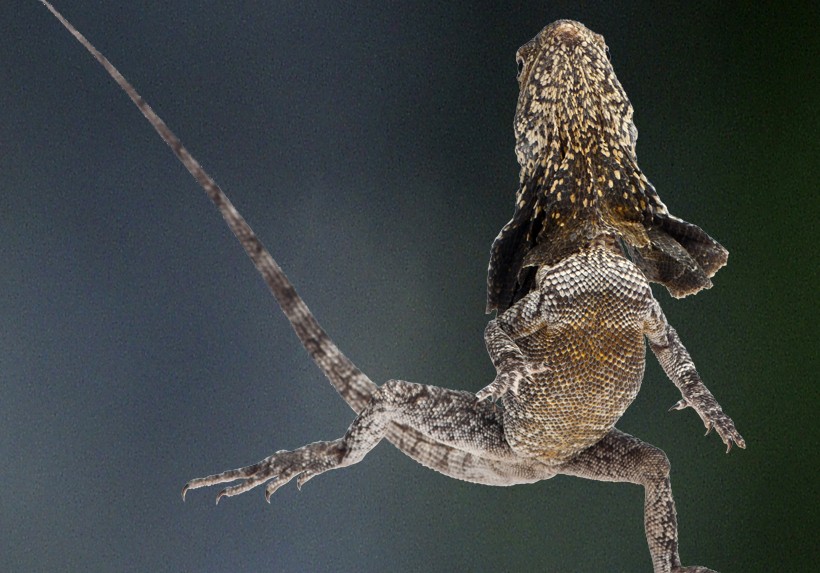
[181, 463, 261, 501]
[720, 430, 746, 453]
[215, 471, 274, 504]
[264, 476, 293, 503]
[182, 456, 285, 504]
[669, 398, 689, 412]
[183, 442, 341, 504]
[475, 384, 504, 404]
[476, 368, 532, 404]
[668, 400, 746, 454]
[710, 416, 746, 453]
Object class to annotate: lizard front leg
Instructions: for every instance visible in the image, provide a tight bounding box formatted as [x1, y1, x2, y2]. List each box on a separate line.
[477, 319, 533, 401]
[560, 428, 718, 573]
[183, 380, 553, 502]
[478, 287, 553, 402]
[644, 300, 745, 452]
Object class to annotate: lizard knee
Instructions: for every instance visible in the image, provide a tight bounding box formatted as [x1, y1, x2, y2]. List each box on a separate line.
[374, 379, 408, 402]
[636, 446, 671, 481]
[372, 379, 426, 410]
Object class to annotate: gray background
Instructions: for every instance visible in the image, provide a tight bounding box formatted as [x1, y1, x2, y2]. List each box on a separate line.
[1, 1, 816, 571]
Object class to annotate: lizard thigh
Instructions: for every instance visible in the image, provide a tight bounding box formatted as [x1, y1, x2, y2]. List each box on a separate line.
[343, 380, 558, 486]
[349, 379, 518, 462]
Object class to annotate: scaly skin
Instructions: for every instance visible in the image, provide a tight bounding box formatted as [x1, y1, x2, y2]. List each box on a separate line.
[487, 20, 728, 313]
[41, 5, 743, 571]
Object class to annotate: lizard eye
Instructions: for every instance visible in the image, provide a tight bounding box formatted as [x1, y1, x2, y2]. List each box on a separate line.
[516, 56, 525, 78]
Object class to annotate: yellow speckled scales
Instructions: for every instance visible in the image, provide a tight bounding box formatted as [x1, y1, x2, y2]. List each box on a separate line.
[41, 5, 742, 572]
[487, 21, 727, 313]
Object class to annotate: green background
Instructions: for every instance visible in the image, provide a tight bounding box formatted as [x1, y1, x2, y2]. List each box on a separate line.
[1, 1, 816, 571]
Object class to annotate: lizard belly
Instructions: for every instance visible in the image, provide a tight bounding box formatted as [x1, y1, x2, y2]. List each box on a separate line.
[503, 298, 647, 464]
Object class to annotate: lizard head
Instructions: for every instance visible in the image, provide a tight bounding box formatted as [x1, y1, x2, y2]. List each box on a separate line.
[486, 20, 729, 313]
[513, 19, 637, 171]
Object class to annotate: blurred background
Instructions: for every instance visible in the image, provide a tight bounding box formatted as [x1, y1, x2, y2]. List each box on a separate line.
[1, 1, 816, 571]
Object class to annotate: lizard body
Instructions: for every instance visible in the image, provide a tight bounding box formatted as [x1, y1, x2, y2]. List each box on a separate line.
[41, 4, 743, 572]
[489, 238, 652, 463]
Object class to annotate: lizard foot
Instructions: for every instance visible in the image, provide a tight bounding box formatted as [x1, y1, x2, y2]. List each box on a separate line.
[477, 360, 550, 403]
[182, 439, 345, 504]
[670, 399, 745, 453]
[476, 368, 530, 403]
[705, 411, 745, 453]
[671, 567, 719, 573]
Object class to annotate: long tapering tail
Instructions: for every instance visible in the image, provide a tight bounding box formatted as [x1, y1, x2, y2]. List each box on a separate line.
[40, 0, 550, 486]
[39, 0, 377, 411]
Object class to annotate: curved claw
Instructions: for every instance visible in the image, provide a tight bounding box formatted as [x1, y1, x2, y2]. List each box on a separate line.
[721, 430, 746, 454]
[264, 475, 292, 502]
[296, 470, 319, 491]
[669, 398, 688, 412]
[711, 420, 746, 454]
[475, 385, 503, 404]
[185, 441, 343, 503]
[477, 368, 531, 404]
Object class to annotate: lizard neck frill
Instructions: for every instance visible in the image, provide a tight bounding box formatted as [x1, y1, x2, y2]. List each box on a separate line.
[487, 20, 730, 313]
[485, 144, 665, 314]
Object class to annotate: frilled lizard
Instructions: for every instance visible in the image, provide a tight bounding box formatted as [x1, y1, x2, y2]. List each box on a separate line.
[42, 3, 743, 572]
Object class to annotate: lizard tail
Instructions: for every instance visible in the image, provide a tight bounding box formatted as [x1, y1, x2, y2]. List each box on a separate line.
[39, 0, 377, 412]
[42, 1, 564, 487]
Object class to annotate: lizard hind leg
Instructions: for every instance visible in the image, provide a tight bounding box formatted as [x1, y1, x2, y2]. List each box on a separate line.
[183, 380, 521, 503]
[558, 428, 719, 573]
